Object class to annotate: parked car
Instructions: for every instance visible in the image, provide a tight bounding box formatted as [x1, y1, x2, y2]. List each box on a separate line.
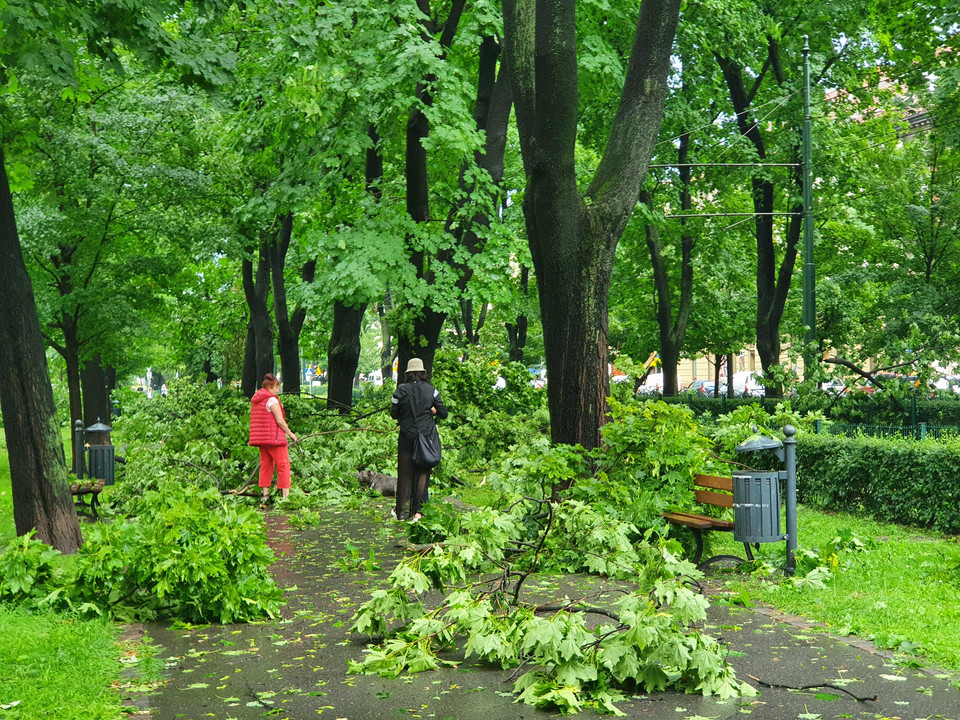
[731, 370, 764, 397]
[820, 379, 849, 395]
[636, 373, 679, 395]
[682, 379, 722, 397]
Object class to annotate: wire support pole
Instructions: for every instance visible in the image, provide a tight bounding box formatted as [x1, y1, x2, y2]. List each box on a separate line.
[649, 162, 801, 168]
[663, 212, 800, 219]
[801, 36, 817, 375]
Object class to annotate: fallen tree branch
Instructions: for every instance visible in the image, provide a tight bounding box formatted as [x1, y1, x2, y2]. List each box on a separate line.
[746, 674, 877, 702]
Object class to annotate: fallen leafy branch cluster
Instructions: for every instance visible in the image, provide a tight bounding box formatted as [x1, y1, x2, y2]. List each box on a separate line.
[349, 500, 756, 715]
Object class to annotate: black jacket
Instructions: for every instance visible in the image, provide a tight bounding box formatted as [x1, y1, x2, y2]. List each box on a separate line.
[391, 381, 448, 438]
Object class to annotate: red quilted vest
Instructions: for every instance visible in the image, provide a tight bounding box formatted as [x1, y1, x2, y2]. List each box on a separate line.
[249, 389, 286, 447]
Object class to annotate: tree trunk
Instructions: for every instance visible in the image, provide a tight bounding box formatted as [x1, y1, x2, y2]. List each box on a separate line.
[503, 0, 682, 451]
[269, 214, 300, 394]
[81, 354, 110, 427]
[241, 247, 275, 397]
[327, 301, 367, 413]
[378, 292, 394, 382]
[241, 321, 257, 397]
[0, 146, 82, 553]
[506, 265, 530, 363]
[717, 52, 803, 398]
[61, 315, 83, 430]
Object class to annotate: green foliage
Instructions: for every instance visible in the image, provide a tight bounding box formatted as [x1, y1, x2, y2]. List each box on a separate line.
[349, 501, 755, 712]
[0, 606, 125, 720]
[432, 349, 546, 420]
[0, 483, 282, 623]
[0, 531, 61, 601]
[111, 381, 397, 514]
[796, 433, 960, 533]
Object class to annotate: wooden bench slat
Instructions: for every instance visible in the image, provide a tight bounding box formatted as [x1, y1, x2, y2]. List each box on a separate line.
[695, 488, 734, 508]
[663, 512, 715, 529]
[663, 511, 734, 531]
[693, 473, 733, 492]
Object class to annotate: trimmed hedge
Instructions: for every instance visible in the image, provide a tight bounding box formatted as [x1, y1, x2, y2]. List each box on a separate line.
[660, 392, 960, 427]
[796, 433, 960, 533]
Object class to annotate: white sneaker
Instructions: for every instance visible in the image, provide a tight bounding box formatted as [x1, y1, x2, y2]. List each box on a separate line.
[409, 514, 422, 524]
[390, 508, 398, 520]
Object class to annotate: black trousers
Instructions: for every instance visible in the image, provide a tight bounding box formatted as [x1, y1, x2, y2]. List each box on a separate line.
[396, 434, 430, 519]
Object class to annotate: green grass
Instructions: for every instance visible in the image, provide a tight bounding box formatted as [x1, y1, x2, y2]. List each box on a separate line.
[0, 433, 14, 547]
[710, 505, 960, 672]
[0, 607, 125, 719]
[0, 430, 158, 719]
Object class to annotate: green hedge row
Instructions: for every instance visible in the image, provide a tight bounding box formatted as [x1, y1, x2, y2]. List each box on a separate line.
[660, 392, 960, 427]
[795, 433, 960, 533]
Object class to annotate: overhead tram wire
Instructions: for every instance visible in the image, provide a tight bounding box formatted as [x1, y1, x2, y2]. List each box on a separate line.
[650, 50, 954, 160]
[646, 49, 956, 224]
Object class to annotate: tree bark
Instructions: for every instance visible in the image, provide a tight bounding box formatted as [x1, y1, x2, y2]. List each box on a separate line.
[717, 52, 803, 398]
[503, 0, 682, 450]
[241, 248, 274, 398]
[396, 2, 469, 379]
[327, 300, 367, 413]
[0, 146, 82, 553]
[378, 291, 394, 382]
[268, 214, 300, 394]
[505, 265, 530, 363]
[81, 354, 110, 428]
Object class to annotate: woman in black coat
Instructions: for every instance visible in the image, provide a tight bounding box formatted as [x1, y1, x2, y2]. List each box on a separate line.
[390, 358, 448, 521]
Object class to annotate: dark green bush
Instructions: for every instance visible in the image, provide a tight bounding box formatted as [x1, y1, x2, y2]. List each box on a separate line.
[797, 433, 960, 533]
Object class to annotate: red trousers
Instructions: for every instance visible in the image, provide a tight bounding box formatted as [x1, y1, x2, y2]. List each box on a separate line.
[258, 445, 291, 489]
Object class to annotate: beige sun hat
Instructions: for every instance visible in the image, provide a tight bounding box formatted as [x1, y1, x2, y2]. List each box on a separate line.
[405, 358, 425, 373]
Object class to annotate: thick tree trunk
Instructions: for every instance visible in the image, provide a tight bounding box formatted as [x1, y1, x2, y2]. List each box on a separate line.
[327, 301, 367, 413]
[0, 147, 82, 553]
[269, 214, 300, 394]
[503, 0, 682, 451]
[81, 354, 110, 427]
[241, 248, 275, 397]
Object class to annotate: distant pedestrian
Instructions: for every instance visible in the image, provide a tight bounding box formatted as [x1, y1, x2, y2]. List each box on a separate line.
[249, 373, 298, 506]
[390, 358, 447, 522]
[160, 383, 168, 398]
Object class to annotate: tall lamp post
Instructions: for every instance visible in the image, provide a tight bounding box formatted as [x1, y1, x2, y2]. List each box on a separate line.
[802, 36, 817, 376]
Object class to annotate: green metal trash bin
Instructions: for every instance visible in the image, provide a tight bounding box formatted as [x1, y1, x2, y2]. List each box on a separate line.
[732, 471, 782, 544]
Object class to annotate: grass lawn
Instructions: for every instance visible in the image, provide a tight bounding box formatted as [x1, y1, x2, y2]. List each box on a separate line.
[0, 607, 126, 719]
[0, 433, 14, 546]
[0, 430, 157, 719]
[709, 505, 960, 672]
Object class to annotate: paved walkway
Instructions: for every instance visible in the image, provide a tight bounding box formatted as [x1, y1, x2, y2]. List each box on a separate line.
[137, 501, 960, 719]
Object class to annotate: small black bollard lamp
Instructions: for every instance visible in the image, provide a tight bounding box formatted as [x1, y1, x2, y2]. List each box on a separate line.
[733, 425, 798, 575]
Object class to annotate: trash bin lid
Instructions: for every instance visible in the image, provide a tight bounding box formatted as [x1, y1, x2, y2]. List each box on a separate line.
[736, 428, 783, 453]
[85, 417, 113, 433]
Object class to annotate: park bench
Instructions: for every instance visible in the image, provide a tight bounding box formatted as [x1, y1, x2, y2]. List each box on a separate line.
[663, 473, 755, 569]
[71, 478, 105, 521]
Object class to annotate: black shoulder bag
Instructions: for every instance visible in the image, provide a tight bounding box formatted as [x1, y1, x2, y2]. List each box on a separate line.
[411, 385, 442, 469]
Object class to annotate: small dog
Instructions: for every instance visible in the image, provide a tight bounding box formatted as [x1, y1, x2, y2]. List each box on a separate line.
[356, 470, 397, 497]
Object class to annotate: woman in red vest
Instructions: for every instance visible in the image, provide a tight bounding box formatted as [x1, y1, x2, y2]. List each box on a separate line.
[249, 373, 298, 505]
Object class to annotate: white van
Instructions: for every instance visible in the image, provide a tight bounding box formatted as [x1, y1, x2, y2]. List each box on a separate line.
[731, 371, 764, 397]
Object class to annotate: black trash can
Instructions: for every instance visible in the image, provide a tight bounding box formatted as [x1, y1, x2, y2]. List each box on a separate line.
[88, 444, 116, 486]
[732, 471, 782, 544]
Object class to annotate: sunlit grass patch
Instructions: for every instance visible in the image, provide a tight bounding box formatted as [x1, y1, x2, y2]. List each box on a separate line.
[0, 606, 124, 720]
[711, 505, 960, 672]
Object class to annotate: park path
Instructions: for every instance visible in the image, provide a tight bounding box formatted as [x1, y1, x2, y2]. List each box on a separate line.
[140, 499, 960, 720]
